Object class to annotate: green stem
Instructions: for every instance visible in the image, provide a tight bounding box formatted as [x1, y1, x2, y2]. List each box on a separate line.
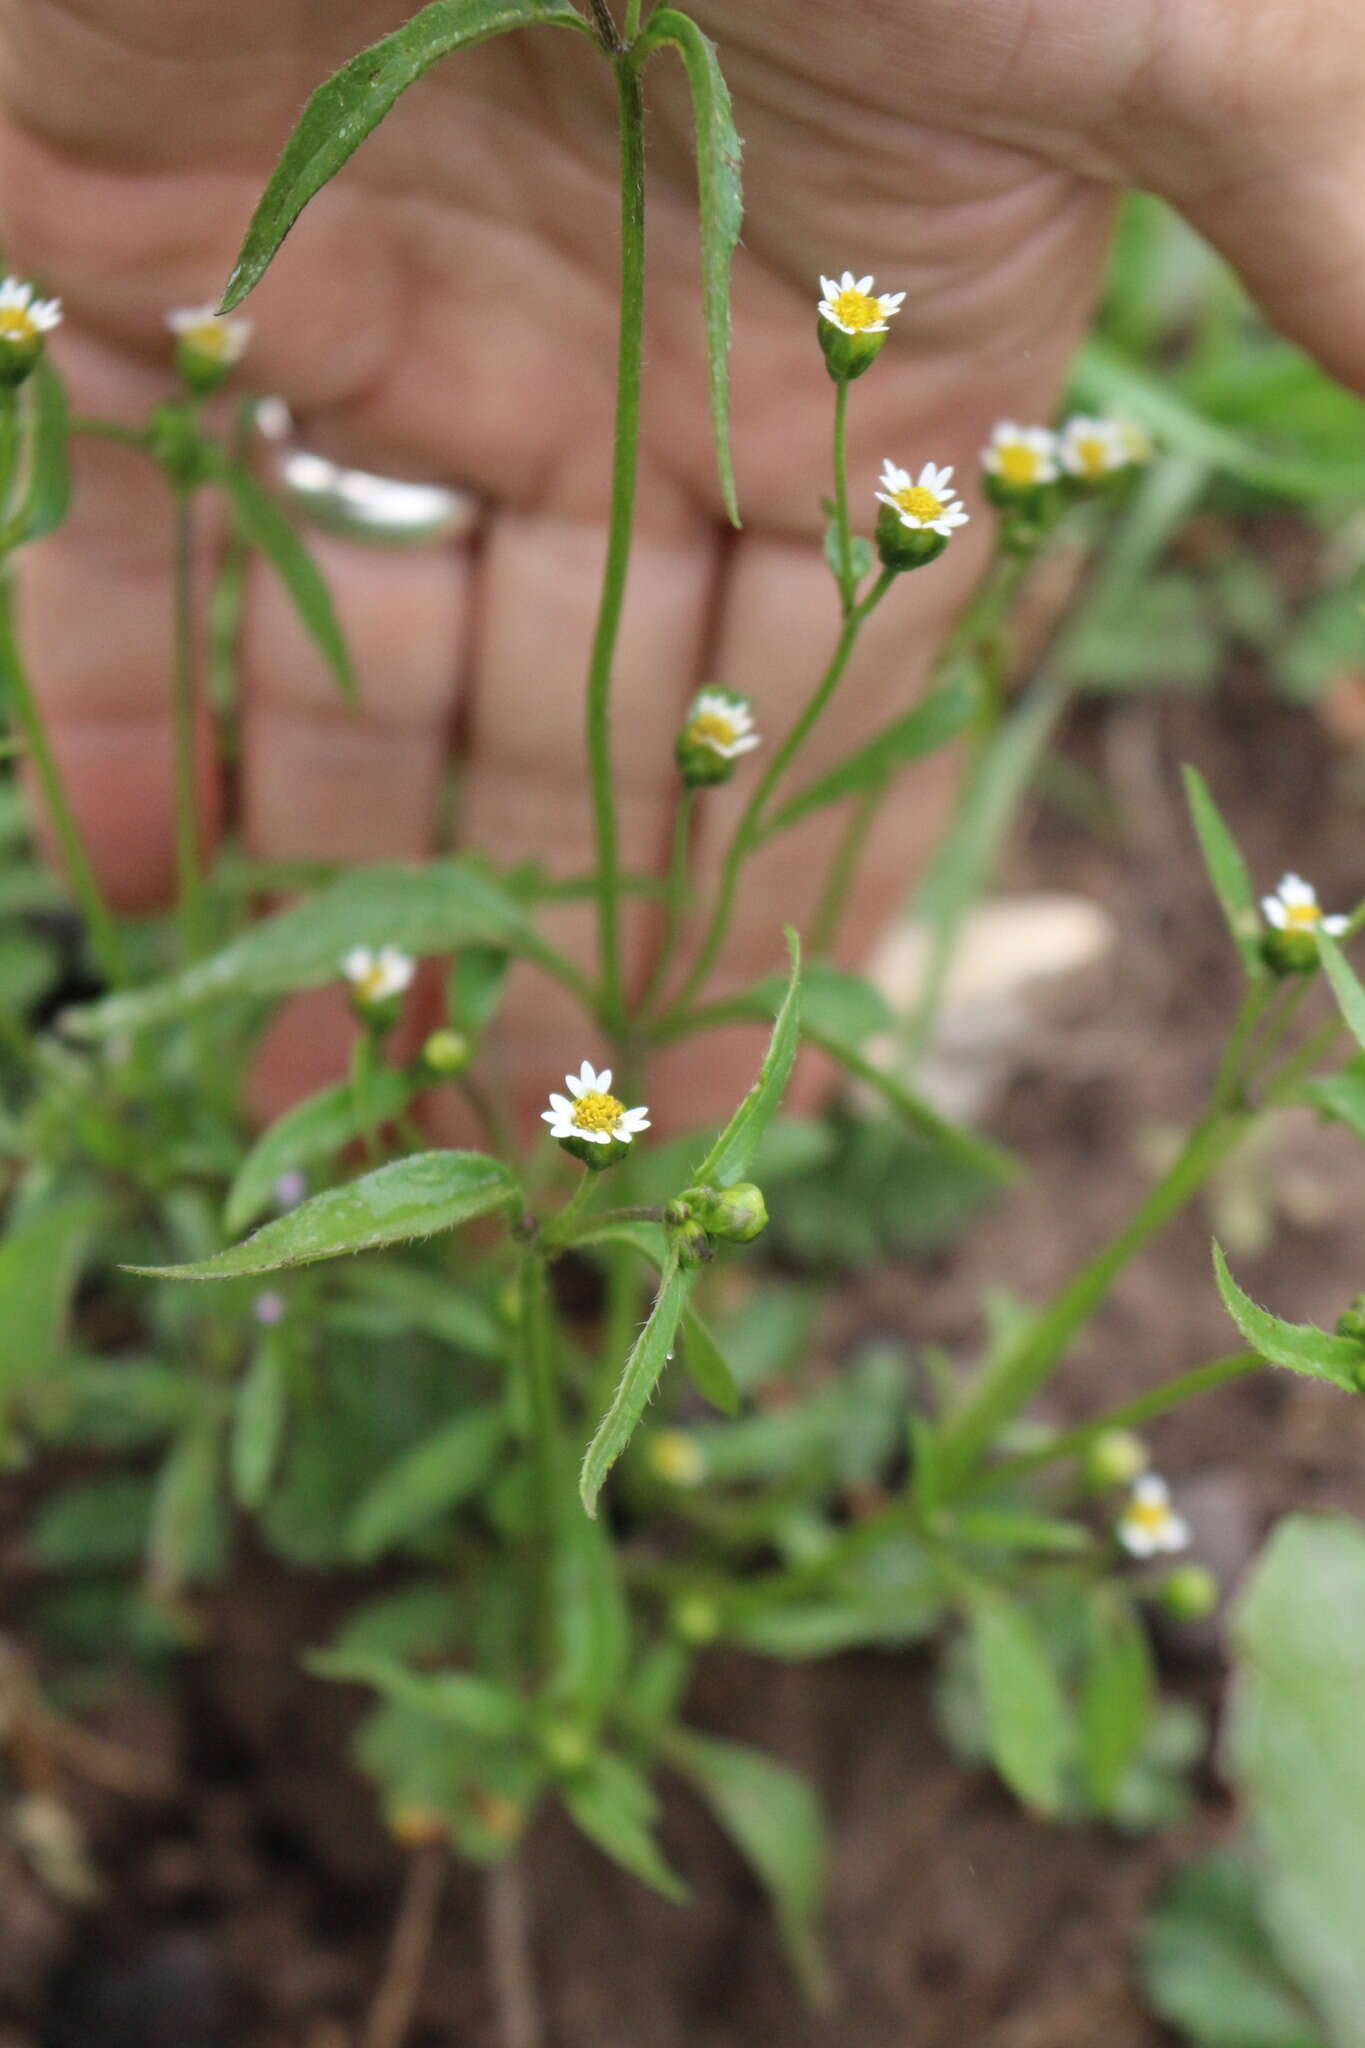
[584, 55, 647, 1031]
[662, 569, 895, 1023]
[517, 1252, 561, 1668]
[0, 566, 127, 986]
[831, 379, 855, 614]
[810, 775, 883, 956]
[967, 1352, 1261, 1495]
[541, 1168, 597, 1251]
[172, 491, 207, 961]
[640, 788, 694, 1012]
[624, 0, 643, 35]
[937, 1099, 1251, 1492]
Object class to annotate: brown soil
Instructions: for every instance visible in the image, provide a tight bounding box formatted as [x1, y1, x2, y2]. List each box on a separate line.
[5, 671, 1365, 2048]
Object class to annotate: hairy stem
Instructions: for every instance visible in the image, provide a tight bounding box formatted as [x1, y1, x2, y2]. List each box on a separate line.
[172, 492, 207, 961]
[640, 788, 695, 1012]
[831, 378, 855, 613]
[662, 568, 895, 1020]
[584, 55, 647, 1029]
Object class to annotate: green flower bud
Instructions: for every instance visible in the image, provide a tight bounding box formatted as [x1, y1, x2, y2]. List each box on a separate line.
[874, 498, 950, 575]
[675, 688, 760, 789]
[558, 1130, 631, 1172]
[422, 1027, 469, 1075]
[671, 1221, 713, 1268]
[168, 307, 251, 397]
[693, 1182, 768, 1244]
[817, 316, 888, 383]
[1155, 1563, 1220, 1622]
[646, 1429, 706, 1488]
[670, 1592, 722, 1646]
[1082, 1428, 1149, 1492]
[539, 1718, 593, 1776]
[1335, 1296, 1365, 1344]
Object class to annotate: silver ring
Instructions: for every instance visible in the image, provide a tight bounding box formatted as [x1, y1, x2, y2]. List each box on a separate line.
[254, 398, 483, 549]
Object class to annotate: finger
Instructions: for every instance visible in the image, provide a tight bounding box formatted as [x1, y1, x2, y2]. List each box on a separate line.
[428, 496, 719, 1134]
[15, 337, 222, 907]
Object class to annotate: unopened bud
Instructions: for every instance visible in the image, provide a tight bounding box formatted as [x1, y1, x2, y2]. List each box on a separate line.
[693, 1182, 768, 1244]
[1260, 928, 1319, 979]
[1082, 1428, 1148, 1491]
[670, 1592, 721, 1645]
[1155, 1563, 1220, 1622]
[647, 1430, 706, 1488]
[422, 1027, 469, 1075]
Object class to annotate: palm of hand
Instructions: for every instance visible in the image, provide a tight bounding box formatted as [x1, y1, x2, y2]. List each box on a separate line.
[0, 0, 1359, 1120]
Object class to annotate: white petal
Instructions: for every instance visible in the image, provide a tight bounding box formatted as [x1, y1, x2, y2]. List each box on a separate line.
[342, 946, 374, 980]
[1133, 1474, 1170, 1507]
[1279, 873, 1314, 905]
[1162, 1516, 1192, 1551]
[1324, 916, 1350, 936]
[840, 270, 857, 290]
[854, 275, 872, 293]
[1118, 1523, 1157, 1558]
[547, 1094, 573, 1116]
[1261, 896, 1287, 929]
[729, 734, 761, 754]
[619, 1106, 652, 1131]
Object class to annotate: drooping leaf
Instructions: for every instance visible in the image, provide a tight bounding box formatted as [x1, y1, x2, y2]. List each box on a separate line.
[668, 1730, 828, 2001]
[562, 1752, 688, 1904]
[67, 859, 566, 1038]
[1142, 1853, 1329, 2048]
[202, 449, 355, 703]
[1079, 1588, 1155, 1811]
[1212, 1243, 1365, 1393]
[636, 9, 743, 524]
[691, 929, 801, 1191]
[346, 1406, 506, 1561]
[225, 1065, 424, 1234]
[1228, 1516, 1365, 2048]
[221, 0, 592, 311]
[580, 1252, 692, 1517]
[679, 1306, 740, 1416]
[130, 1151, 520, 1281]
[968, 1592, 1070, 1816]
[308, 1649, 525, 1739]
[1182, 765, 1264, 972]
[1316, 931, 1365, 1051]
[765, 674, 979, 837]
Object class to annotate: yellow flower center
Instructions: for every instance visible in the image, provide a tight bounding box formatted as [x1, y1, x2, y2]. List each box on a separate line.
[1282, 898, 1320, 931]
[356, 965, 389, 1001]
[1073, 436, 1111, 480]
[997, 443, 1042, 487]
[1128, 1500, 1173, 1536]
[689, 710, 739, 752]
[0, 307, 37, 343]
[648, 1431, 705, 1486]
[830, 287, 882, 332]
[182, 321, 230, 359]
[894, 485, 945, 523]
[572, 1089, 624, 1136]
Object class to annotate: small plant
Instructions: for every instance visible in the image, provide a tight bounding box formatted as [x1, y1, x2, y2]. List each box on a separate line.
[3, 0, 1365, 2031]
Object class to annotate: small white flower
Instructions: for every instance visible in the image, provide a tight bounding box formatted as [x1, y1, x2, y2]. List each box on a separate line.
[0, 275, 62, 344]
[1117, 1474, 1191, 1559]
[1058, 415, 1129, 482]
[981, 421, 1059, 489]
[876, 459, 970, 538]
[541, 1061, 651, 1148]
[818, 270, 905, 336]
[167, 303, 252, 365]
[342, 945, 416, 1005]
[1261, 873, 1348, 938]
[683, 690, 760, 761]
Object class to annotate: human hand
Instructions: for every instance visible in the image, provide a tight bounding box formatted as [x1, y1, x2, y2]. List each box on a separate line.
[0, 0, 1360, 1124]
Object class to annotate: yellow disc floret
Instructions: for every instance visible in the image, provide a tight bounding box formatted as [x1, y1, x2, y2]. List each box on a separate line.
[829, 285, 883, 332]
[688, 710, 739, 752]
[571, 1089, 625, 1137]
[0, 306, 37, 343]
[997, 443, 1044, 487]
[894, 484, 946, 523]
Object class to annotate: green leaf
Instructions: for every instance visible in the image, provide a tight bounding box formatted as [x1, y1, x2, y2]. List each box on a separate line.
[765, 674, 979, 837]
[1304, 1063, 1365, 1141]
[16, 356, 71, 545]
[221, 0, 591, 311]
[679, 1306, 740, 1416]
[1142, 1853, 1329, 2048]
[692, 929, 801, 1191]
[1228, 1515, 1365, 2048]
[1316, 931, 1365, 1051]
[131, 1150, 520, 1282]
[205, 452, 356, 703]
[549, 1474, 631, 1719]
[1212, 1243, 1365, 1392]
[668, 1730, 828, 2001]
[823, 522, 872, 590]
[225, 1066, 423, 1235]
[636, 9, 742, 525]
[308, 1649, 525, 1739]
[68, 858, 561, 1038]
[580, 1252, 692, 1517]
[0, 1196, 100, 1415]
[445, 946, 511, 1038]
[339, 1261, 502, 1360]
[1079, 1589, 1154, 1811]
[1182, 765, 1263, 971]
[31, 1474, 154, 1569]
[231, 1335, 289, 1509]
[147, 1422, 227, 1589]
[562, 1752, 688, 1904]
[968, 1593, 1070, 1815]
[346, 1406, 506, 1561]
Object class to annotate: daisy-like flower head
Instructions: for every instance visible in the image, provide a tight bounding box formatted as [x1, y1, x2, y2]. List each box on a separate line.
[1116, 1474, 1191, 1559]
[818, 271, 905, 337]
[876, 460, 970, 537]
[677, 688, 760, 788]
[542, 1061, 651, 1159]
[342, 944, 417, 1008]
[1261, 873, 1348, 938]
[980, 421, 1059, 492]
[0, 277, 62, 386]
[167, 304, 252, 393]
[1058, 415, 1130, 484]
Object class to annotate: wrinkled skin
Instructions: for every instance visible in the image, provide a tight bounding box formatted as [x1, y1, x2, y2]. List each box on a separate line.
[0, 0, 1361, 1123]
